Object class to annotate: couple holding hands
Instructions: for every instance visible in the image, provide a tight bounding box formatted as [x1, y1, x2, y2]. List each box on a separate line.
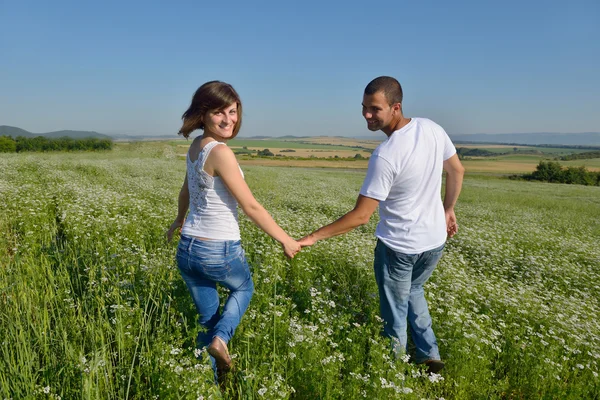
[166, 77, 464, 382]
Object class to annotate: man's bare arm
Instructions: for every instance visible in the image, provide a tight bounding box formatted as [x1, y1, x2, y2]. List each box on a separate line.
[443, 154, 465, 237]
[298, 195, 379, 247]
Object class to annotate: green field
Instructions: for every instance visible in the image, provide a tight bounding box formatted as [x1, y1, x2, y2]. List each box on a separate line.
[457, 145, 594, 155]
[1, 147, 599, 399]
[460, 153, 600, 174]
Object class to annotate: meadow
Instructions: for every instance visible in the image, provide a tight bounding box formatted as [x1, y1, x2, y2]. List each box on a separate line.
[1, 142, 599, 399]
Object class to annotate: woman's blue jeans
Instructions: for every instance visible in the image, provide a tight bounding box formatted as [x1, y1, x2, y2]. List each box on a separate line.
[374, 239, 445, 363]
[176, 235, 254, 353]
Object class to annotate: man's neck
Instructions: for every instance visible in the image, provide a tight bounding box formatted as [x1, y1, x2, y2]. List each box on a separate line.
[383, 116, 411, 137]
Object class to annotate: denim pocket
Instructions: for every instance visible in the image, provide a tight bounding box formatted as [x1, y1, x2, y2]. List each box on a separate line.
[197, 263, 230, 281]
[187, 241, 231, 281]
[387, 250, 418, 282]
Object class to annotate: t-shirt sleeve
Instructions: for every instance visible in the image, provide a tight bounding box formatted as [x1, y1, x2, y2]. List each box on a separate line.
[441, 128, 457, 160]
[359, 154, 395, 201]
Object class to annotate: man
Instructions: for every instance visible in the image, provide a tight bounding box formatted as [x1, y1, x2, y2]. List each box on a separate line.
[298, 76, 464, 374]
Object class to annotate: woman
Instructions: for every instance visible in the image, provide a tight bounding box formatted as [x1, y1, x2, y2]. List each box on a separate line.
[167, 81, 300, 381]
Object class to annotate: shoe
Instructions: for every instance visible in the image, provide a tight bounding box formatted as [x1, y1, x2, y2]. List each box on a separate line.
[207, 336, 232, 373]
[424, 359, 445, 374]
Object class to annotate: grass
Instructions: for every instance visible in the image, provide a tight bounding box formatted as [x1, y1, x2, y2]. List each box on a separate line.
[1, 147, 599, 399]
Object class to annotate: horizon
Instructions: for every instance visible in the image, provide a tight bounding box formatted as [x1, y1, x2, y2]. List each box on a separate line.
[3, 124, 600, 139]
[1, 1, 599, 137]
[3, 124, 600, 149]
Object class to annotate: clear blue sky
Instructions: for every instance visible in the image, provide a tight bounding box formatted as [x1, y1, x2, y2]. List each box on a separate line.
[1, 0, 598, 137]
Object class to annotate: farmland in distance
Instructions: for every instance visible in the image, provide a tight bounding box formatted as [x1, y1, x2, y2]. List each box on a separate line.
[162, 136, 600, 173]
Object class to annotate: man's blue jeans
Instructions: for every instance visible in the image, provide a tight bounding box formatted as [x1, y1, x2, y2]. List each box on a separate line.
[176, 235, 254, 352]
[374, 239, 445, 363]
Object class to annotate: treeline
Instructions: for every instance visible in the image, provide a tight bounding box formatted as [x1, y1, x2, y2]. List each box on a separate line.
[559, 151, 600, 161]
[457, 147, 498, 158]
[517, 161, 600, 186]
[0, 136, 113, 152]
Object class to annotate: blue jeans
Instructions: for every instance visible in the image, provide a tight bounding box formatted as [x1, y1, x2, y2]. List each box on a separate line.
[374, 239, 445, 363]
[176, 235, 254, 352]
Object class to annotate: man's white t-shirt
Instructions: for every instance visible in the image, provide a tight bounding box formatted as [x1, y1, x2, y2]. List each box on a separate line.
[359, 117, 456, 254]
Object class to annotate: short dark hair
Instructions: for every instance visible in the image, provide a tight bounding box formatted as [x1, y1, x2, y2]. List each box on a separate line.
[364, 76, 403, 106]
[178, 81, 243, 139]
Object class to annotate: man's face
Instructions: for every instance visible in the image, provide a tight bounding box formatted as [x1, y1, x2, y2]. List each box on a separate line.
[362, 91, 397, 132]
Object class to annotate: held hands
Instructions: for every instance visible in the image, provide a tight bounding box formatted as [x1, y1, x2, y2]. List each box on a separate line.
[281, 233, 317, 259]
[445, 209, 458, 238]
[166, 219, 183, 242]
[282, 238, 301, 259]
[297, 234, 317, 248]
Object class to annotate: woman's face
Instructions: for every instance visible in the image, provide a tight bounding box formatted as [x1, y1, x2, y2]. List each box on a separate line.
[203, 102, 238, 139]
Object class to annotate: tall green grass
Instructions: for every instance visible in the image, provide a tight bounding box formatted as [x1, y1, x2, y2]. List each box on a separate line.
[1, 151, 598, 399]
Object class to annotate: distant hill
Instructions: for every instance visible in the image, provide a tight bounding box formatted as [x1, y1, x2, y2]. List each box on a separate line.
[450, 132, 600, 146]
[0, 125, 111, 139]
[110, 134, 177, 141]
[44, 130, 111, 139]
[0, 126, 36, 138]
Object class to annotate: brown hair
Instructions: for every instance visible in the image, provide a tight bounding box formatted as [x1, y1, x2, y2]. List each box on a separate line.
[178, 81, 243, 139]
[364, 76, 403, 106]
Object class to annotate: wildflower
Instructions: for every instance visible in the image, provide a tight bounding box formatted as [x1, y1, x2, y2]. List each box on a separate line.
[170, 348, 181, 355]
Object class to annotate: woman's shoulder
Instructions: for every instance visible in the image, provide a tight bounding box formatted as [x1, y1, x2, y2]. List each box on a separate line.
[210, 142, 234, 156]
[205, 142, 237, 171]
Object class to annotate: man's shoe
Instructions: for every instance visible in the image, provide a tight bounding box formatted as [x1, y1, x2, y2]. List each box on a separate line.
[424, 359, 445, 374]
[207, 336, 232, 372]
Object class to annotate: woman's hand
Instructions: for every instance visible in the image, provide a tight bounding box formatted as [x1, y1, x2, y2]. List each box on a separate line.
[282, 239, 301, 259]
[166, 220, 183, 242]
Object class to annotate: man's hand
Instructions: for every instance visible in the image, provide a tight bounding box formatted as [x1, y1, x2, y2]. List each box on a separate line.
[166, 220, 183, 242]
[297, 234, 317, 248]
[445, 209, 458, 238]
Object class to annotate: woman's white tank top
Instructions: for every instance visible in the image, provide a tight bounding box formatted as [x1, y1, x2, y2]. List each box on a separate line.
[181, 141, 242, 240]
